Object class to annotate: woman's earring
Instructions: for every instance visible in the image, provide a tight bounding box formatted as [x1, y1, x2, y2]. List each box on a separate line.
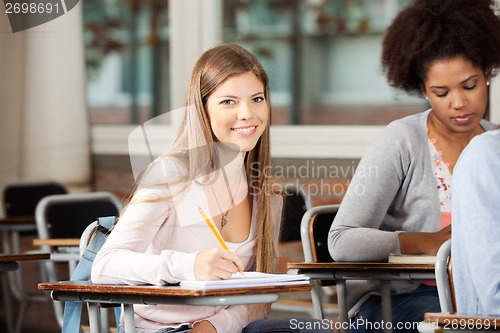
[487, 81, 490, 86]
[425, 96, 429, 100]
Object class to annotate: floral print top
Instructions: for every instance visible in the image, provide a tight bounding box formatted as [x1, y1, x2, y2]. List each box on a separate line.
[428, 137, 452, 228]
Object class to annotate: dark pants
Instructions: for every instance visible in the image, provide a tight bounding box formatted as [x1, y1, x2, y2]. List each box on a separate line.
[352, 285, 441, 333]
[242, 318, 334, 333]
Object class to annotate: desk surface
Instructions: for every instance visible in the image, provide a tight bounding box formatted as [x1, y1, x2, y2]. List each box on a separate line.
[40, 281, 312, 333]
[288, 262, 435, 271]
[424, 312, 500, 327]
[33, 238, 80, 246]
[0, 253, 50, 262]
[39, 280, 311, 297]
[0, 216, 36, 225]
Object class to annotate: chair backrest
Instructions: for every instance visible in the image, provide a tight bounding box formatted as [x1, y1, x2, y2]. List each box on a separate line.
[435, 239, 456, 313]
[1, 181, 67, 217]
[79, 221, 98, 257]
[300, 204, 339, 264]
[279, 183, 312, 243]
[300, 204, 339, 292]
[35, 192, 123, 242]
[424, 242, 497, 331]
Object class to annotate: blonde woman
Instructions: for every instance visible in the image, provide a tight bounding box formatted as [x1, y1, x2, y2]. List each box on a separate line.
[92, 44, 331, 333]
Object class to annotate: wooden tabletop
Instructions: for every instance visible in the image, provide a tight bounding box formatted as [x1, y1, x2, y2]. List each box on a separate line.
[288, 262, 435, 271]
[33, 238, 80, 246]
[424, 312, 500, 328]
[39, 280, 312, 297]
[0, 216, 36, 225]
[0, 253, 50, 262]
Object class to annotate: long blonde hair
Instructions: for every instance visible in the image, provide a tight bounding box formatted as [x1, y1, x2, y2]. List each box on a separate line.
[127, 44, 277, 278]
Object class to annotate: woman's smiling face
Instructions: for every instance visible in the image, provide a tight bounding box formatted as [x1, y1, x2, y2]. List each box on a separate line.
[206, 71, 269, 152]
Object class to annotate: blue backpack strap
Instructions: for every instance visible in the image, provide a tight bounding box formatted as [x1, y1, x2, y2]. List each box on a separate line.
[61, 216, 121, 333]
[95, 217, 122, 328]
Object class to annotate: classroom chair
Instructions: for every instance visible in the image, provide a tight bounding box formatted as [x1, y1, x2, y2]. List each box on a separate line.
[419, 240, 500, 332]
[278, 183, 312, 243]
[35, 191, 123, 329]
[0, 180, 67, 333]
[272, 183, 314, 314]
[299, 204, 340, 319]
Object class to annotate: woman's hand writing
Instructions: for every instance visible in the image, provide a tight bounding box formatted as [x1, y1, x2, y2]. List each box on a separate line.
[194, 248, 244, 280]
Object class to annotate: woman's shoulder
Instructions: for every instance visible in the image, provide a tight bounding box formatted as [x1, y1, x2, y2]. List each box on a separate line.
[137, 154, 189, 189]
[385, 110, 428, 134]
[467, 128, 500, 152]
[371, 110, 428, 149]
[456, 129, 500, 176]
[480, 118, 499, 131]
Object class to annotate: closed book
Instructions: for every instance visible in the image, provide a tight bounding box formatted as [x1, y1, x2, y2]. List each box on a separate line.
[388, 253, 436, 264]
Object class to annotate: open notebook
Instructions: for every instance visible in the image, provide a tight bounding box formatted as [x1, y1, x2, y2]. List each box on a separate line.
[180, 272, 310, 289]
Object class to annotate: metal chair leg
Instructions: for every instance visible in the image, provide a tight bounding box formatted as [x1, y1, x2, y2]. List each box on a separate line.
[1, 272, 14, 333]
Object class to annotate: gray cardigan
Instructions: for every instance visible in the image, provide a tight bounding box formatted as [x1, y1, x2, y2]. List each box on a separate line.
[328, 109, 496, 310]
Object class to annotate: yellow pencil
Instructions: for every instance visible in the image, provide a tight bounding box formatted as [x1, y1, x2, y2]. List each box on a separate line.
[198, 207, 244, 274]
[199, 207, 229, 250]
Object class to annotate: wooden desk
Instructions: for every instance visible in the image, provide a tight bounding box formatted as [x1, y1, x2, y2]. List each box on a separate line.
[0, 216, 36, 225]
[288, 262, 435, 333]
[0, 253, 50, 333]
[32, 238, 81, 275]
[423, 312, 500, 332]
[0, 253, 50, 265]
[33, 239, 80, 247]
[39, 281, 312, 333]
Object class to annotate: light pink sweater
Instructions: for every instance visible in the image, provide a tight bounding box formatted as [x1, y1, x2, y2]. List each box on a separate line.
[92, 160, 282, 333]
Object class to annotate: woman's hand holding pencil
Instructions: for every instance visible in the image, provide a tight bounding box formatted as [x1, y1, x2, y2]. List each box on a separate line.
[194, 207, 245, 280]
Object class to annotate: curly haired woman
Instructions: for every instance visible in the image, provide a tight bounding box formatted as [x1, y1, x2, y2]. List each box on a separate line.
[328, 0, 500, 332]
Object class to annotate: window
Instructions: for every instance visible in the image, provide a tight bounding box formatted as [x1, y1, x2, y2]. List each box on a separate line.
[223, 0, 424, 125]
[90, 0, 500, 159]
[84, 0, 170, 124]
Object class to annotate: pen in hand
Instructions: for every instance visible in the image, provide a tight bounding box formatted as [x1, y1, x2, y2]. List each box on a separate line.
[198, 207, 244, 274]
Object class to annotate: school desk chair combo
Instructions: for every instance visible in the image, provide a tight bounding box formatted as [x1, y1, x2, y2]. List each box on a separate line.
[288, 204, 436, 333]
[419, 240, 500, 332]
[0, 180, 67, 333]
[34, 192, 122, 329]
[39, 208, 312, 333]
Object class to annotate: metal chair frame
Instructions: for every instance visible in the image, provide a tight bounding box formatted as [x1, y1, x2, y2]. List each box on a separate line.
[35, 191, 122, 328]
[0, 180, 67, 333]
[299, 204, 340, 319]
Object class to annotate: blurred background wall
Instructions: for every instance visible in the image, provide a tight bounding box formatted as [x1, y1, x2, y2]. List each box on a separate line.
[1, 2, 500, 332]
[1, 0, 500, 202]
[0, 3, 90, 192]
